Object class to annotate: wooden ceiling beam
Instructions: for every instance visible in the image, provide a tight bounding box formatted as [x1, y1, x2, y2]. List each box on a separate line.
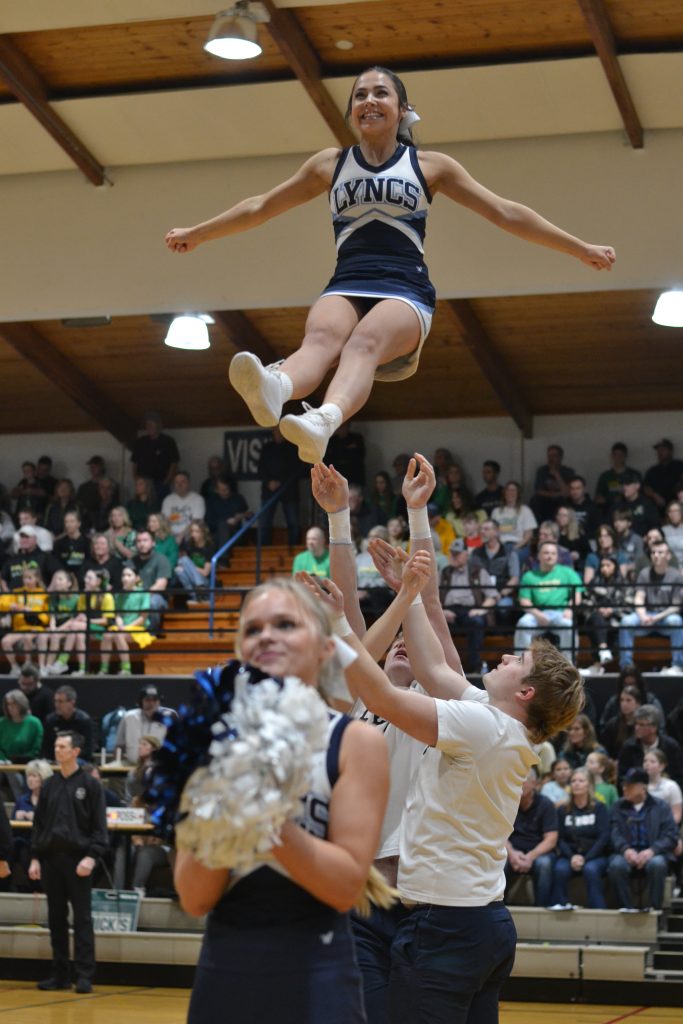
[262, 0, 356, 148]
[212, 310, 280, 367]
[0, 35, 109, 186]
[0, 322, 137, 447]
[575, 0, 644, 149]
[445, 300, 533, 438]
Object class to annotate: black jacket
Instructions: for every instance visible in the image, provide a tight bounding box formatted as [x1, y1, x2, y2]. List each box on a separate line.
[41, 708, 94, 761]
[618, 734, 683, 788]
[30, 768, 108, 860]
[610, 793, 679, 860]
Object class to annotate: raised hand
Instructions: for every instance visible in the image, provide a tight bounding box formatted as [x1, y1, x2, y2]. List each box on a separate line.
[400, 551, 432, 601]
[311, 463, 349, 513]
[368, 537, 408, 593]
[402, 453, 436, 509]
[295, 572, 345, 618]
[579, 244, 616, 271]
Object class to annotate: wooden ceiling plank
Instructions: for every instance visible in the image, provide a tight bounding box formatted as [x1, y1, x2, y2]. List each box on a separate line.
[0, 322, 138, 447]
[0, 34, 109, 185]
[262, 0, 355, 147]
[575, 0, 644, 149]
[446, 300, 533, 438]
[212, 310, 280, 367]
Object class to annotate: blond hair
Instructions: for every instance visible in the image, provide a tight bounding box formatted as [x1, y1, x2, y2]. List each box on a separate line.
[523, 639, 585, 744]
[237, 578, 342, 702]
[569, 767, 596, 809]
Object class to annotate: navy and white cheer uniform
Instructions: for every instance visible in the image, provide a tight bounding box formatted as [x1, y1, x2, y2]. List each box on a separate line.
[188, 711, 365, 1024]
[322, 144, 435, 381]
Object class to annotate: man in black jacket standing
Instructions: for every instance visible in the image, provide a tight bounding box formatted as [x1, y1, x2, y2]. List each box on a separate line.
[29, 730, 108, 993]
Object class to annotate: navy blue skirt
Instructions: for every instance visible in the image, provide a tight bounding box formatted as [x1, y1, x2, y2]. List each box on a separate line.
[188, 912, 365, 1024]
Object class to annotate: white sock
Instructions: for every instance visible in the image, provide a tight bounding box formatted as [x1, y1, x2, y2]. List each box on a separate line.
[277, 370, 293, 403]
[316, 403, 343, 431]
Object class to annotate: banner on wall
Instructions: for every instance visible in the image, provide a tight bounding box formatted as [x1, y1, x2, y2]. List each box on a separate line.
[223, 429, 270, 481]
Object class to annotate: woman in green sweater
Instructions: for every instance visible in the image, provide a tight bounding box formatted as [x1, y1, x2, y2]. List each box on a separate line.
[0, 690, 43, 761]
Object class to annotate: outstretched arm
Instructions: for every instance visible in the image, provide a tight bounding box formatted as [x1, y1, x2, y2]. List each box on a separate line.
[421, 150, 616, 270]
[166, 148, 339, 253]
[297, 561, 438, 746]
[311, 463, 366, 639]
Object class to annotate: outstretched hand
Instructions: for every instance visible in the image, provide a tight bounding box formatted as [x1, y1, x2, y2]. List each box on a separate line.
[580, 244, 616, 271]
[165, 227, 200, 254]
[368, 537, 409, 593]
[402, 453, 436, 509]
[311, 463, 349, 513]
[400, 551, 432, 601]
[294, 572, 345, 618]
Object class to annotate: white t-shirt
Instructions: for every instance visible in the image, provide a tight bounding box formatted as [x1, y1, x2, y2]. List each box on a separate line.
[491, 505, 537, 545]
[161, 491, 206, 537]
[648, 777, 683, 812]
[398, 685, 538, 906]
[353, 683, 425, 858]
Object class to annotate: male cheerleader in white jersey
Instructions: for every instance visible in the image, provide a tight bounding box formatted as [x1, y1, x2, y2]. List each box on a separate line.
[310, 461, 464, 1023]
[166, 67, 615, 465]
[300, 454, 584, 1023]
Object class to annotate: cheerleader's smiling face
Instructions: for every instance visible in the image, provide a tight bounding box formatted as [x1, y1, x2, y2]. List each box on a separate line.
[348, 70, 405, 136]
[239, 589, 333, 687]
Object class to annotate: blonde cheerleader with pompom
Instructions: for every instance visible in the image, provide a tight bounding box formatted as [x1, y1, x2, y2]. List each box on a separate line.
[164, 578, 392, 1024]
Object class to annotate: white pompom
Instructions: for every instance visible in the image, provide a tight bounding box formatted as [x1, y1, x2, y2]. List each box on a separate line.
[176, 675, 330, 871]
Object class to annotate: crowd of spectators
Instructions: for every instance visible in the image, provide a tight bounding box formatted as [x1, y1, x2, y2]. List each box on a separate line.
[2, 428, 683, 678]
[0, 413, 255, 676]
[285, 436, 683, 677]
[2, 659, 682, 909]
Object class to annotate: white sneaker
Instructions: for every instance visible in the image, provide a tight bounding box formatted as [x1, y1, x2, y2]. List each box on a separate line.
[71, 669, 86, 676]
[279, 403, 338, 464]
[228, 352, 288, 427]
[661, 665, 683, 675]
[548, 903, 574, 911]
[618, 907, 639, 913]
[598, 648, 614, 665]
[51, 661, 69, 676]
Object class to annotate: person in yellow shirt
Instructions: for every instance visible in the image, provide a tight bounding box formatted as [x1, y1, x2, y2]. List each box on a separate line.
[428, 502, 456, 557]
[0, 568, 49, 674]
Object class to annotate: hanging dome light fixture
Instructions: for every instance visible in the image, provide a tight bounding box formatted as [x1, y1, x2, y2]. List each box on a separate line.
[204, 2, 270, 61]
[652, 290, 683, 328]
[164, 315, 211, 350]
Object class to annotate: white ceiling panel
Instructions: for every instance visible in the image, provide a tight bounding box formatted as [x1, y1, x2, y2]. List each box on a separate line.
[0, 0, 380, 33]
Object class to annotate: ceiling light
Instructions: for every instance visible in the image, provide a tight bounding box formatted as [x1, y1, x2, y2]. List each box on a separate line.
[204, 2, 270, 61]
[652, 290, 683, 327]
[164, 315, 210, 350]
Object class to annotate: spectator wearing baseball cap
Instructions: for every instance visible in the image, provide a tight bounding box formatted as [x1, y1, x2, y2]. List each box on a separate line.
[607, 763, 678, 911]
[644, 439, 683, 511]
[439, 538, 497, 673]
[617, 471, 661, 537]
[113, 685, 177, 764]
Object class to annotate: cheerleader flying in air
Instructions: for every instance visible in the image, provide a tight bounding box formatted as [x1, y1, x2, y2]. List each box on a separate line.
[166, 66, 615, 464]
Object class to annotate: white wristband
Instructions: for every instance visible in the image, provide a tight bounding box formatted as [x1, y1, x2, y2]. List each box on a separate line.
[410, 594, 423, 606]
[328, 508, 352, 543]
[408, 505, 430, 540]
[333, 613, 352, 638]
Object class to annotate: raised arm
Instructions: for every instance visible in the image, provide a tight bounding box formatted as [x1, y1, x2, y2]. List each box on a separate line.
[420, 150, 616, 271]
[401, 454, 465, 675]
[297, 562, 438, 747]
[311, 463, 366, 639]
[166, 148, 339, 253]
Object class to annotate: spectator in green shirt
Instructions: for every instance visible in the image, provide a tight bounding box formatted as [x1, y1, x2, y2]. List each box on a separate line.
[291, 526, 330, 578]
[514, 541, 583, 661]
[0, 689, 43, 762]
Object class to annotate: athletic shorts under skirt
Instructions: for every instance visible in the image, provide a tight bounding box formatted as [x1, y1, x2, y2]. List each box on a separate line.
[321, 252, 435, 382]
